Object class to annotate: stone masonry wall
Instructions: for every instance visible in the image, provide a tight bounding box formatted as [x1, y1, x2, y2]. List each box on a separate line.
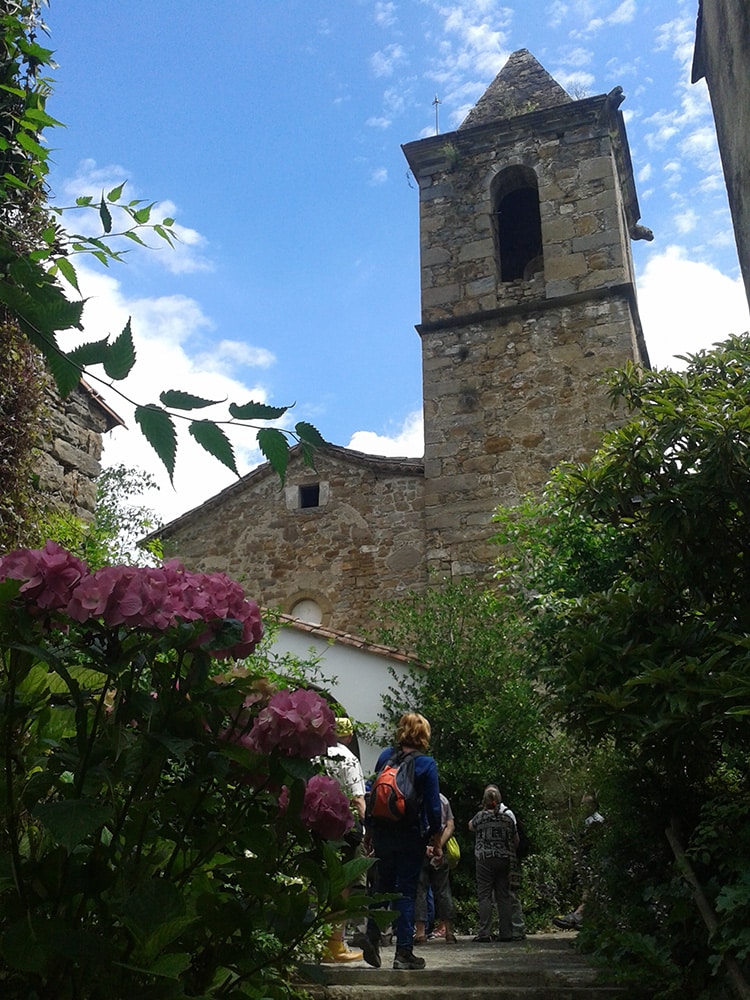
[160, 448, 426, 637]
[414, 102, 636, 326]
[408, 95, 646, 581]
[693, 0, 750, 308]
[34, 383, 113, 519]
[421, 292, 640, 578]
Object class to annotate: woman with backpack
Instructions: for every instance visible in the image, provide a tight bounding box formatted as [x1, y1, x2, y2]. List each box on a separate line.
[469, 784, 519, 942]
[364, 712, 443, 971]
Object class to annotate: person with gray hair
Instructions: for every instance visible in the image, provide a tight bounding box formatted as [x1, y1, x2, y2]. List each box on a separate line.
[469, 785, 518, 942]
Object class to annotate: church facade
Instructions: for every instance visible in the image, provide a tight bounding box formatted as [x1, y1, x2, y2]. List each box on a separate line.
[157, 51, 651, 638]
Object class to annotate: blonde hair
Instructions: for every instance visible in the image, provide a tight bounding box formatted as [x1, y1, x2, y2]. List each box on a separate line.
[482, 785, 502, 809]
[396, 712, 431, 751]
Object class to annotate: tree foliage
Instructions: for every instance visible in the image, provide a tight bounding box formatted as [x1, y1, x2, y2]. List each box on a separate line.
[495, 336, 750, 996]
[39, 464, 164, 569]
[375, 579, 568, 930]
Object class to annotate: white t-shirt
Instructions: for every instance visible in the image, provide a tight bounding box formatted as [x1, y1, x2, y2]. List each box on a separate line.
[324, 741, 366, 798]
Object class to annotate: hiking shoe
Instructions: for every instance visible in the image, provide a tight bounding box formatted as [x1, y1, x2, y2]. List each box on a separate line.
[553, 911, 582, 931]
[472, 935, 493, 942]
[351, 932, 381, 969]
[393, 948, 426, 970]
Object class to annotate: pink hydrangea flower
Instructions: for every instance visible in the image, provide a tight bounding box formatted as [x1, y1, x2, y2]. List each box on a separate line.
[0, 544, 263, 659]
[64, 561, 262, 657]
[219, 691, 267, 750]
[300, 774, 354, 840]
[0, 540, 89, 611]
[248, 688, 337, 758]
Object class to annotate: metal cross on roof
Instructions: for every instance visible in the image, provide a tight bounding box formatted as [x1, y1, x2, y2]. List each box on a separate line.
[432, 94, 441, 135]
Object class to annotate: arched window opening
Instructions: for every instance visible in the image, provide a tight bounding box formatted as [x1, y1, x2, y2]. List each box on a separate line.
[492, 166, 544, 282]
[290, 598, 323, 625]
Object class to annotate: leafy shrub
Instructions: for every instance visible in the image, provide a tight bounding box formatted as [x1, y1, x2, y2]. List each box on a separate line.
[374, 579, 570, 931]
[0, 542, 368, 998]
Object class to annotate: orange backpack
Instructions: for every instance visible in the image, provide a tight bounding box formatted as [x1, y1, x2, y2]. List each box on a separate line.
[367, 750, 422, 824]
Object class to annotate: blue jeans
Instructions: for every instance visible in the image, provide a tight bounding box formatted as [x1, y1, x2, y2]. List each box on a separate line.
[370, 829, 426, 950]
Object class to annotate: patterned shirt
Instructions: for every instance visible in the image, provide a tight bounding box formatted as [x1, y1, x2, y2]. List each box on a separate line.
[470, 807, 516, 861]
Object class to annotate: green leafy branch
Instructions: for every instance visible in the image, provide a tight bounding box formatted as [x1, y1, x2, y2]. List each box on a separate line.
[37, 182, 180, 290]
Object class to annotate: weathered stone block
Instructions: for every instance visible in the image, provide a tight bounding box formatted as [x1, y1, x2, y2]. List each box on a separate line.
[458, 238, 494, 263]
[422, 246, 451, 266]
[544, 253, 586, 279]
[422, 282, 460, 307]
[572, 231, 618, 253]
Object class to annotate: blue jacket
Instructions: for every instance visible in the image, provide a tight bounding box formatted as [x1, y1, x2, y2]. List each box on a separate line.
[373, 746, 442, 839]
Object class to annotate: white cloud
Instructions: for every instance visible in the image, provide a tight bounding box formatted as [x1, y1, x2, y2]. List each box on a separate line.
[638, 247, 750, 370]
[548, 1, 569, 29]
[637, 163, 652, 183]
[54, 161, 213, 275]
[568, 0, 639, 37]
[554, 69, 595, 94]
[679, 125, 719, 170]
[366, 115, 392, 129]
[383, 86, 407, 116]
[423, 0, 511, 103]
[370, 43, 407, 77]
[374, 1, 398, 28]
[643, 112, 680, 150]
[193, 340, 276, 375]
[674, 208, 697, 234]
[347, 410, 424, 457]
[609, 0, 636, 25]
[369, 167, 388, 185]
[654, 11, 697, 73]
[69, 265, 276, 524]
[563, 46, 594, 67]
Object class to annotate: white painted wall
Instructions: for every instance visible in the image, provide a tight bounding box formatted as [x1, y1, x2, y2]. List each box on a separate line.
[269, 623, 415, 776]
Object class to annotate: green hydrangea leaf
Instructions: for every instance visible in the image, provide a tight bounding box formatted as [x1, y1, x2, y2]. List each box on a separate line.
[34, 799, 113, 852]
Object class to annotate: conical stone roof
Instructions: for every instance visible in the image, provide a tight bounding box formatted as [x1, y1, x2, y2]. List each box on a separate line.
[459, 49, 572, 129]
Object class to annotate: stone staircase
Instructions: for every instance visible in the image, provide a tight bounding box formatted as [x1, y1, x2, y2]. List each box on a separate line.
[299, 932, 629, 1000]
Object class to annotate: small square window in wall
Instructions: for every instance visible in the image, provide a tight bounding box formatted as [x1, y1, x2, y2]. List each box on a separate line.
[284, 480, 329, 511]
[299, 483, 320, 509]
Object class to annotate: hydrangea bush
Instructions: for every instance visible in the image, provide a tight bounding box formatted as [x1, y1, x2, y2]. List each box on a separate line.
[0, 542, 369, 998]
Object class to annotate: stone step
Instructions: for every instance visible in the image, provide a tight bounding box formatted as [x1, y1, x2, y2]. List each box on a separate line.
[307, 988, 626, 1000]
[299, 932, 630, 1000]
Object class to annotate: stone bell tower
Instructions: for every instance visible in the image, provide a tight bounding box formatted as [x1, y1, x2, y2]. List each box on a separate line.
[402, 49, 651, 581]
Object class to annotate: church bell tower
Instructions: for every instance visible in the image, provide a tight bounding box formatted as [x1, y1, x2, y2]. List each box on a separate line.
[402, 49, 651, 581]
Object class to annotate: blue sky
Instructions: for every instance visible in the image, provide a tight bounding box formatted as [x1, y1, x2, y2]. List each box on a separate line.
[44, 0, 750, 522]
